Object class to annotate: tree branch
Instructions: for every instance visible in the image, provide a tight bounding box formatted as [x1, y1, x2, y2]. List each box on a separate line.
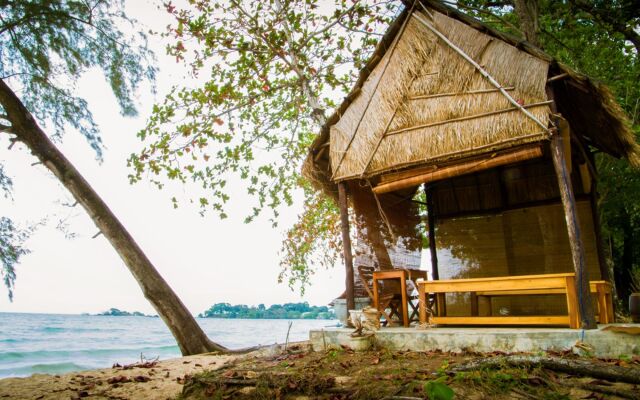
[0, 123, 13, 133]
[569, 0, 640, 54]
[7, 137, 19, 150]
[446, 0, 523, 37]
[273, 0, 326, 126]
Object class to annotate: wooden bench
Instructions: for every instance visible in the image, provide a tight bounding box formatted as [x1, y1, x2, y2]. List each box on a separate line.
[471, 280, 613, 324]
[418, 273, 586, 328]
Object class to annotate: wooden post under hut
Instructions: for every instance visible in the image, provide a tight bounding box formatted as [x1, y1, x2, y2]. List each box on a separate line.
[586, 151, 611, 284]
[425, 184, 439, 281]
[549, 124, 597, 329]
[546, 83, 596, 329]
[338, 182, 356, 323]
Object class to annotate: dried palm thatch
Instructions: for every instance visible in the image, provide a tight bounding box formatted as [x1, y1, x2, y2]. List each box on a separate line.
[329, 10, 551, 181]
[552, 65, 640, 167]
[302, 0, 640, 195]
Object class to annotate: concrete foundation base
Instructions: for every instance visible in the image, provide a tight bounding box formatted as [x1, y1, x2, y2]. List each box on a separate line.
[309, 325, 639, 358]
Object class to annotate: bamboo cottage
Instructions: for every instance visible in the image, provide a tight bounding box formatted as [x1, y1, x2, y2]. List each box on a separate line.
[303, 0, 640, 329]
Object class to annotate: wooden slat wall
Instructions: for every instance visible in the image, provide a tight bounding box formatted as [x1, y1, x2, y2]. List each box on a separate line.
[435, 201, 600, 316]
[432, 157, 585, 217]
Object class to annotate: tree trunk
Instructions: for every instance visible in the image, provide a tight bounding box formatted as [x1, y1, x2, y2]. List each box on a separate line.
[0, 79, 226, 356]
[453, 355, 640, 384]
[513, 0, 540, 46]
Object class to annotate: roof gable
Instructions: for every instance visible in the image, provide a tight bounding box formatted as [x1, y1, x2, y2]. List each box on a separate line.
[330, 9, 551, 181]
[303, 0, 639, 194]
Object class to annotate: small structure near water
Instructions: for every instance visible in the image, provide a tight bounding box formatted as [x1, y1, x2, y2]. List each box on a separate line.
[304, 0, 640, 330]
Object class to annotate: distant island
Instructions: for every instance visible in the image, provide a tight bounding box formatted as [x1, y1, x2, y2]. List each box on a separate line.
[198, 302, 335, 320]
[95, 308, 157, 317]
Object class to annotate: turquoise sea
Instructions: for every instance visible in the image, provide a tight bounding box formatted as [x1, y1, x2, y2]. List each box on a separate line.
[0, 312, 337, 378]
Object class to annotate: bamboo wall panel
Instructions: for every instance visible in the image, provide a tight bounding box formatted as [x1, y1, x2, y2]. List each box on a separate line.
[432, 157, 585, 217]
[435, 201, 600, 316]
[349, 183, 422, 286]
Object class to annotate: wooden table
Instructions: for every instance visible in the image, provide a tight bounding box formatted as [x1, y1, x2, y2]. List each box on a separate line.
[417, 273, 582, 328]
[373, 269, 428, 327]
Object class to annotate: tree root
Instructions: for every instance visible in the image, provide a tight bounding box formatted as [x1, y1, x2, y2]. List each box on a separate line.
[225, 345, 263, 354]
[452, 355, 640, 384]
[205, 339, 265, 355]
[567, 382, 639, 399]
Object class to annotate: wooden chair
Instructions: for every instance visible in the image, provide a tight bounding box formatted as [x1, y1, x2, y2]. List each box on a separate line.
[357, 265, 402, 326]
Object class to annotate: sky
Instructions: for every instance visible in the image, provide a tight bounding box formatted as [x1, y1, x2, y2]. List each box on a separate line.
[0, 0, 344, 315]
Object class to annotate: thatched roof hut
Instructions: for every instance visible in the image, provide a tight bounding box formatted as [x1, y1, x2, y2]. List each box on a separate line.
[303, 0, 640, 328]
[303, 0, 639, 196]
[303, 0, 640, 327]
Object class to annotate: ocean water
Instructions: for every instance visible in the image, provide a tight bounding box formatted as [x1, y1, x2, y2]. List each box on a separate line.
[0, 312, 337, 378]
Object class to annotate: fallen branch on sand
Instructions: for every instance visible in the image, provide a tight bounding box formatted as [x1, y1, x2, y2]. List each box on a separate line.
[566, 381, 639, 399]
[452, 355, 640, 384]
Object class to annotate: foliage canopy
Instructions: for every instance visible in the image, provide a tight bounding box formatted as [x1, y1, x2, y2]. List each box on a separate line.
[130, 0, 398, 220]
[137, 0, 639, 299]
[0, 0, 155, 300]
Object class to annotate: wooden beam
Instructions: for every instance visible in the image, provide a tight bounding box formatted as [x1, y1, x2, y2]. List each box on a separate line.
[338, 182, 355, 324]
[313, 145, 327, 162]
[426, 184, 439, 280]
[550, 127, 597, 329]
[373, 146, 543, 194]
[547, 73, 569, 83]
[559, 118, 572, 172]
[430, 316, 571, 326]
[588, 160, 611, 284]
[570, 130, 597, 180]
[379, 164, 438, 184]
[547, 84, 596, 329]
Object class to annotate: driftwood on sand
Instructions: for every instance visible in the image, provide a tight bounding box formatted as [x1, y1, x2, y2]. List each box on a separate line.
[452, 355, 640, 385]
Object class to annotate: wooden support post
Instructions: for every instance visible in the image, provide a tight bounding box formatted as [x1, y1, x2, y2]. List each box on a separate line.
[547, 84, 595, 328]
[585, 150, 611, 284]
[590, 179, 610, 281]
[400, 274, 409, 327]
[418, 282, 428, 324]
[425, 184, 439, 281]
[550, 131, 597, 329]
[338, 182, 355, 323]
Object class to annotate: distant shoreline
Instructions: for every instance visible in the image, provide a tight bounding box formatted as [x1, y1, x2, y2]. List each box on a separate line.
[90, 308, 157, 318]
[0, 311, 339, 321]
[199, 302, 335, 320]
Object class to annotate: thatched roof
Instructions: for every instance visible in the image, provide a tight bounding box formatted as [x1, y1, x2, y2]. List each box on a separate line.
[303, 0, 640, 194]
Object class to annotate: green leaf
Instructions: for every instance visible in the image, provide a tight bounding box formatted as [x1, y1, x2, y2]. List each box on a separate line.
[424, 380, 454, 400]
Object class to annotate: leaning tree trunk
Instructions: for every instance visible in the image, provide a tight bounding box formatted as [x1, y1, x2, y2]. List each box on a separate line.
[0, 79, 226, 356]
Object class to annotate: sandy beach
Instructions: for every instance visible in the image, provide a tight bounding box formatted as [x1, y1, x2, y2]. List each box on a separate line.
[0, 350, 249, 400]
